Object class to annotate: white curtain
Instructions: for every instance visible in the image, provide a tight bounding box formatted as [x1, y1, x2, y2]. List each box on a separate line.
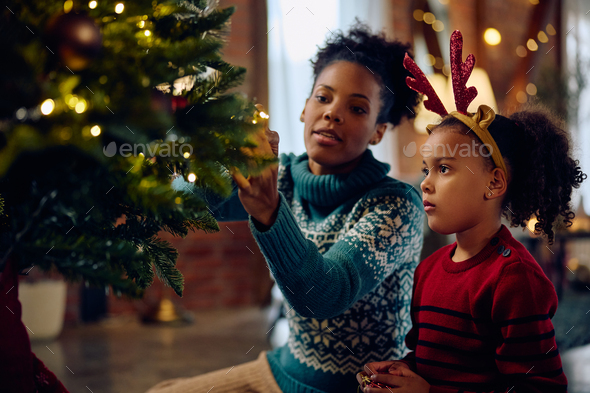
[565, 0, 590, 213]
[266, 0, 393, 162]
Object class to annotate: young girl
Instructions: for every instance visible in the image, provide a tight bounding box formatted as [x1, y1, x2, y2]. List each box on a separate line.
[358, 31, 586, 392]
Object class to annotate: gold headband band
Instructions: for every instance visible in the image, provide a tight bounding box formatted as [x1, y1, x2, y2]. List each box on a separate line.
[428, 104, 509, 182]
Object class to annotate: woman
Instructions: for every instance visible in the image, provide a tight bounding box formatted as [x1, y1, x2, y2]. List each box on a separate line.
[148, 23, 424, 393]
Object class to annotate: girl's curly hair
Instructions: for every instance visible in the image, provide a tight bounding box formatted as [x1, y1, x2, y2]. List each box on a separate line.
[310, 21, 420, 126]
[434, 104, 586, 243]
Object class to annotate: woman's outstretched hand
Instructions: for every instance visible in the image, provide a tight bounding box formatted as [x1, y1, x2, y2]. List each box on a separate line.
[231, 104, 280, 227]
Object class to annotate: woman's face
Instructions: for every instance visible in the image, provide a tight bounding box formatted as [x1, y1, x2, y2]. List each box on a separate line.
[301, 61, 387, 175]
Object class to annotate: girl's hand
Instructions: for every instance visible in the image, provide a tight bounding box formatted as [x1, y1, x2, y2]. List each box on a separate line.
[364, 368, 430, 393]
[232, 104, 280, 227]
[363, 360, 411, 377]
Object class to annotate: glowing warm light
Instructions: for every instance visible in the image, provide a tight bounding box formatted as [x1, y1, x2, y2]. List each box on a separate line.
[527, 39, 538, 51]
[187, 173, 196, 182]
[139, 152, 145, 158]
[413, 9, 424, 21]
[175, 197, 182, 204]
[67, 94, 79, 108]
[89, 1, 97, 9]
[138, 21, 145, 28]
[423, 12, 436, 24]
[546, 24, 556, 35]
[529, 0, 539, 4]
[75, 99, 87, 113]
[259, 111, 269, 119]
[115, 3, 124, 14]
[16, 108, 27, 120]
[183, 152, 190, 158]
[527, 216, 538, 233]
[144, 30, 151, 36]
[516, 45, 527, 57]
[424, 54, 436, 66]
[252, 119, 257, 124]
[484, 28, 501, 45]
[64, 0, 73, 13]
[432, 20, 444, 32]
[526, 83, 537, 95]
[538, 31, 549, 43]
[568, 258, 579, 271]
[41, 99, 55, 115]
[90, 125, 101, 136]
[442, 64, 450, 76]
[516, 91, 528, 103]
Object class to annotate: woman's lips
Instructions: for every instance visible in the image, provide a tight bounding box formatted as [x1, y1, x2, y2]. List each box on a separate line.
[423, 201, 435, 212]
[312, 131, 341, 146]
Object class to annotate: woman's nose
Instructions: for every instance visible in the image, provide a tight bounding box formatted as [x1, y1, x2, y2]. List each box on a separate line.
[324, 109, 344, 124]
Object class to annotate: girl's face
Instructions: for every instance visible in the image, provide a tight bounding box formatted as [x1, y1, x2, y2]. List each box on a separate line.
[301, 61, 387, 175]
[420, 129, 496, 235]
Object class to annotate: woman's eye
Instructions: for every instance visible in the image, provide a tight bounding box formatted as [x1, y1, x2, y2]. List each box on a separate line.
[316, 95, 328, 103]
[352, 106, 366, 114]
[440, 165, 449, 174]
[421, 168, 429, 177]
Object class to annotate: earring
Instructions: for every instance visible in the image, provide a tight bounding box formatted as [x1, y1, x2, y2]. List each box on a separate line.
[487, 192, 492, 197]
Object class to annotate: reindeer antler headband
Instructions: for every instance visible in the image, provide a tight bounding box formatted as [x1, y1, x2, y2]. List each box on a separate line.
[404, 30, 508, 181]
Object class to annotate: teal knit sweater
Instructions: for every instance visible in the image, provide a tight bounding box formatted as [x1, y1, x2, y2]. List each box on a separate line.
[243, 150, 424, 392]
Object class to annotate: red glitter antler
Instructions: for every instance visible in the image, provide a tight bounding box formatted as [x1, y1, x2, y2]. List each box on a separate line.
[403, 53, 448, 117]
[450, 30, 478, 114]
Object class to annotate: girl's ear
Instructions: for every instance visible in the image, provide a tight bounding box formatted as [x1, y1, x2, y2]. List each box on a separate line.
[486, 167, 508, 199]
[300, 99, 308, 122]
[369, 123, 388, 145]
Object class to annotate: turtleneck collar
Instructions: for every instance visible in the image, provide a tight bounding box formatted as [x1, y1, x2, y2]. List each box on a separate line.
[290, 149, 391, 207]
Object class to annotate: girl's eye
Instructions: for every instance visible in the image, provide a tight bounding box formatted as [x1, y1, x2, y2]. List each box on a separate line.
[352, 106, 366, 114]
[421, 167, 429, 177]
[440, 165, 450, 174]
[316, 95, 328, 103]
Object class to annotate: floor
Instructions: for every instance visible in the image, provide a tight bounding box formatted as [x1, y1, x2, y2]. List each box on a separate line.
[32, 306, 590, 393]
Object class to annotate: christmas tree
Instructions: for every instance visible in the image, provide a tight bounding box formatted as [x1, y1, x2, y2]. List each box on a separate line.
[0, 0, 274, 298]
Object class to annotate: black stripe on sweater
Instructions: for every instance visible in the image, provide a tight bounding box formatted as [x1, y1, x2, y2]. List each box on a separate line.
[416, 356, 490, 373]
[419, 323, 487, 340]
[495, 349, 560, 362]
[417, 340, 491, 356]
[413, 305, 487, 322]
[502, 329, 555, 344]
[498, 313, 550, 327]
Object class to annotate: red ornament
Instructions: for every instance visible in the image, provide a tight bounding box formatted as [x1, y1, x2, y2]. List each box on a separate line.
[45, 12, 102, 71]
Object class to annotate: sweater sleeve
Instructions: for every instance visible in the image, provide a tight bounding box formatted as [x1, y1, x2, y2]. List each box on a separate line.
[491, 262, 568, 392]
[249, 187, 424, 319]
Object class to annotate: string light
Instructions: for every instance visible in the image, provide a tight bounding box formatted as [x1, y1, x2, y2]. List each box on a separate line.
[516, 91, 528, 103]
[64, 0, 73, 13]
[188, 173, 196, 182]
[413, 9, 424, 21]
[183, 152, 190, 158]
[432, 20, 444, 32]
[41, 99, 55, 115]
[90, 125, 101, 136]
[89, 1, 97, 9]
[138, 21, 145, 28]
[516, 45, 527, 57]
[144, 30, 151, 37]
[484, 28, 501, 45]
[259, 111, 269, 119]
[75, 99, 87, 113]
[526, 39, 538, 51]
[423, 12, 436, 24]
[526, 83, 537, 95]
[537, 31, 549, 43]
[115, 3, 124, 14]
[546, 24, 557, 35]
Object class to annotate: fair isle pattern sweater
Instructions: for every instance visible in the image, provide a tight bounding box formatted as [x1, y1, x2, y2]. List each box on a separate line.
[249, 150, 424, 393]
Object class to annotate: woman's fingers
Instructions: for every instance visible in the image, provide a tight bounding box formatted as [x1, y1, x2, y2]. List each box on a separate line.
[266, 129, 279, 156]
[230, 168, 251, 191]
[363, 361, 397, 375]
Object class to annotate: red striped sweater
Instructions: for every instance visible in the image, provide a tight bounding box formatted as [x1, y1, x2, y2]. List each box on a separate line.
[402, 225, 567, 392]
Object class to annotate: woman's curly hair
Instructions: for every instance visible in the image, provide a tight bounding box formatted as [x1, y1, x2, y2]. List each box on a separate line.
[434, 104, 586, 243]
[310, 21, 420, 126]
